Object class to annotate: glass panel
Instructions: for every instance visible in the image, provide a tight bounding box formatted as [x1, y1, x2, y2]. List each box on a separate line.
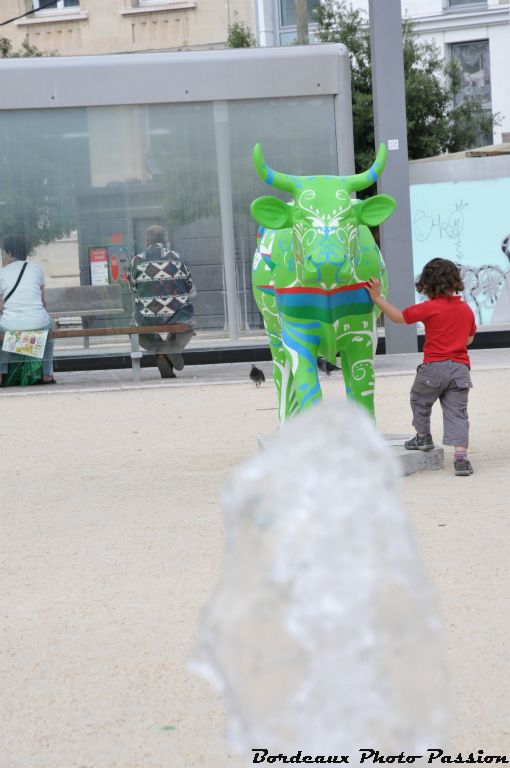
[280, 0, 319, 28]
[228, 96, 338, 331]
[144, 103, 222, 331]
[451, 40, 493, 146]
[448, 0, 486, 7]
[33, 0, 80, 9]
[0, 95, 340, 374]
[279, 27, 319, 46]
[450, 39, 492, 145]
[0, 102, 222, 377]
[451, 40, 491, 109]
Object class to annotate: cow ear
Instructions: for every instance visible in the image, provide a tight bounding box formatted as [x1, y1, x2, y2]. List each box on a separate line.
[355, 194, 397, 226]
[250, 196, 293, 229]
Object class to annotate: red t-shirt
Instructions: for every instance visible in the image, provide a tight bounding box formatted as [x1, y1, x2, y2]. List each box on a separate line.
[402, 295, 477, 367]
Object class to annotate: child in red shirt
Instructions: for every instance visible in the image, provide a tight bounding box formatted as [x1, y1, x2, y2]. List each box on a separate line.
[367, 258, 477, 477]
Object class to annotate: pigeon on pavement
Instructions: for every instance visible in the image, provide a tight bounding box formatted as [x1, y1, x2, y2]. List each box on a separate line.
[250, 364, 266, 387]
[317, 357, 341, 376]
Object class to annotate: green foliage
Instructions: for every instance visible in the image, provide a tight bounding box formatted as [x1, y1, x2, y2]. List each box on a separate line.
[227, 20, 256, 49]
[0, 39, 75, 249]
[314, 1, 498, 170]
[0, 36, 46, 58]
[0, 111, 77, 250]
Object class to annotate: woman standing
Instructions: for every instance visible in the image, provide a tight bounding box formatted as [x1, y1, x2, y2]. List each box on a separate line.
[0, 235, 55, 385]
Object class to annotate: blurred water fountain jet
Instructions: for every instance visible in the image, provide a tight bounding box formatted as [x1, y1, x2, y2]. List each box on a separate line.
[193, 401, 448, 762]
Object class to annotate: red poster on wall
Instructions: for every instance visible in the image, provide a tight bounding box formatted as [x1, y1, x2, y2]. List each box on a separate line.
[89, 247, 109, 285]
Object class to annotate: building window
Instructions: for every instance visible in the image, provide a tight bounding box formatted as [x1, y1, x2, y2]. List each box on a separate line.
[445, 0, 487, 9]
[451, 40, 492, 110]
[278, 0, 320, 45]
[280, 0, 319, 28]
[137, 0, 175, 6]
[32, 1, 80, 10]
[451, 39, 492, 144]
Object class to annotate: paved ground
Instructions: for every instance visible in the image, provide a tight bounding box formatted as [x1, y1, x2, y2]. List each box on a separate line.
[1, 349, 509, 767]
[2, 347, 510, 396]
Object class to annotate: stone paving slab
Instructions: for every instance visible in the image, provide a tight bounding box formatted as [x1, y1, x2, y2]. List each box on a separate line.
[385, 434, 445, 476]
[1, 348, 509, 398]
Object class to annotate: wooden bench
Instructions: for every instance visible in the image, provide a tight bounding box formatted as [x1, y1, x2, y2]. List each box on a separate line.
[4, 284, 195, 382]
[1, 323, 195, 383]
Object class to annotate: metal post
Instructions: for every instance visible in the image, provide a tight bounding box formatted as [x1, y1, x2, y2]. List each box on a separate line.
[213, 101, 240, 341]
[368, 0, 417, 354]
[130, 333, 142, 383]
[334, 49, 355, 177]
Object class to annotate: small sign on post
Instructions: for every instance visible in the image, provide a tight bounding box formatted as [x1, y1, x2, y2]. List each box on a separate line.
[388, 139, 399, 151]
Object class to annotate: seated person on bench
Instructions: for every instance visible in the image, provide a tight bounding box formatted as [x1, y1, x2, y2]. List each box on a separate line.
[0, 234, 55, 386]
[129, 225, 196, 379]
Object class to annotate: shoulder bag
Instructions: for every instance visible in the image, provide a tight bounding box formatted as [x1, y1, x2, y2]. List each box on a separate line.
[3, 261, 28, 304]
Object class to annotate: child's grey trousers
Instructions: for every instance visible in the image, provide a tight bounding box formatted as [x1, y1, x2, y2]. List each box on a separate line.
[410, 360, 472, 448]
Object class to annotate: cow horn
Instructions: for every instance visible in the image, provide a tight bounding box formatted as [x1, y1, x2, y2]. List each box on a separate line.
[253, 144, 298, 195]
[345, 143, 388, 193]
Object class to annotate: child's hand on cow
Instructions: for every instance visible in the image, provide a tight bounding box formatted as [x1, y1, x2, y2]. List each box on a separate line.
[367, 277, 381, 302]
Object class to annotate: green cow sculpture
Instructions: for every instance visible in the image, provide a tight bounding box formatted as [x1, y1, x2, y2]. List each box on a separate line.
[250, 142, 396, 422]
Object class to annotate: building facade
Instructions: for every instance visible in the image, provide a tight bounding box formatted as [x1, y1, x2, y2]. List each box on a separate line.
[2, 0, 508, 145]
[256, 0, 510, 145]
[0, 0, 256, 55]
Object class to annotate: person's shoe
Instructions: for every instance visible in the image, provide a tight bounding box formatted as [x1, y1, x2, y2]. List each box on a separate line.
[168, 353, 184, 371]
[157, 355, 176, 379]
[454, 458, 474, 476]
[404, 433, 434, 451]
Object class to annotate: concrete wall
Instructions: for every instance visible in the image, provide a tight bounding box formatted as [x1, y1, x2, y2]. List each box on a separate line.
[409, 152, 510, 326]
[409, 151, 510, 184]
[2, 0, 256, 56]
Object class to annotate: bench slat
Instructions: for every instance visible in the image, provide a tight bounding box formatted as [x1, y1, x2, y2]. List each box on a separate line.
[49, 324, 193, 339]
[0, 324, 194, 341]
[50, 308, 125, 318]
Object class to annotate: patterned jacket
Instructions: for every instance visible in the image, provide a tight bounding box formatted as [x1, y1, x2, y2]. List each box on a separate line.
[129, 243, 195, 326]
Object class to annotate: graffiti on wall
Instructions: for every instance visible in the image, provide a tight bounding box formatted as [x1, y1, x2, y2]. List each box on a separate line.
[410, 178, 510, 324]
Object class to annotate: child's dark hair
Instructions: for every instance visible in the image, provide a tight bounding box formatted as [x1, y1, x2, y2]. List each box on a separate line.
[415, 258, 464, 298]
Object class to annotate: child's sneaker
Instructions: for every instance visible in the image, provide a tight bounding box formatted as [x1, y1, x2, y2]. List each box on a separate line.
[454, 457, 474, 476]
[404, 433, 434, 451]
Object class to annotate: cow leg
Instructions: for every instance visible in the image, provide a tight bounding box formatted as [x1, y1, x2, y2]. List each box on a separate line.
[339, 327, 376, 417]
[254, 279, 298, 422]
[268, 330, 298, 423]
[282, 319, 322, 412]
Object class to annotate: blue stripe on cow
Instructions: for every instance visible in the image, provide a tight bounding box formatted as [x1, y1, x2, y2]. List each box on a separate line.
[277, 288, 372, 308]
[285, 319, 322, 331]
